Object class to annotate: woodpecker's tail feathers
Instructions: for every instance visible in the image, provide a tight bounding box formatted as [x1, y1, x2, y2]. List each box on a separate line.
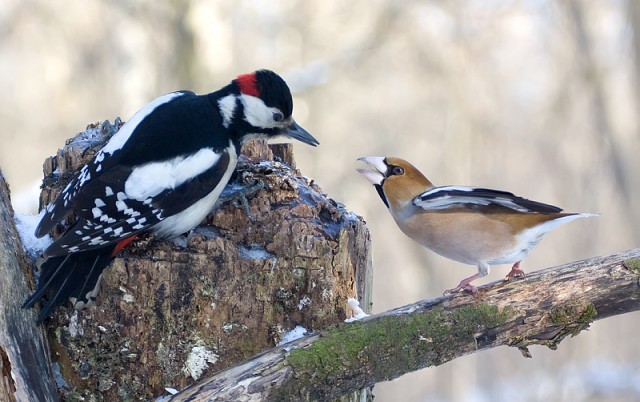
[23, 247, 115, 323]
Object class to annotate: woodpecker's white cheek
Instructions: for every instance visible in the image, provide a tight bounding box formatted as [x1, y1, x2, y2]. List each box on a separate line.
[218, 94, 237, 128]
[102, 92, 185, 154]
[124, 148, 222, 201]
[240, 94, 281, 129]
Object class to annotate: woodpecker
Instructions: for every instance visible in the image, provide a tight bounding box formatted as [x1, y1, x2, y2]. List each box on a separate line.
[357, 156, 595, 294]
[25, 70, 319, 322]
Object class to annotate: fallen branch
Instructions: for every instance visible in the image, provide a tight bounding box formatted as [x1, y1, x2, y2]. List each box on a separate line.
[171, 248, 640, 401]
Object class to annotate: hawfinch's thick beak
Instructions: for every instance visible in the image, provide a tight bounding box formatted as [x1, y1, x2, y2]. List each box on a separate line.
[356, 156, 387, 185]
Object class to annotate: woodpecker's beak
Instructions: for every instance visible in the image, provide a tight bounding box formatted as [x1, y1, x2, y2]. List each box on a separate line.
[356, 156, 387, 185]
[281, 120, 319, 147]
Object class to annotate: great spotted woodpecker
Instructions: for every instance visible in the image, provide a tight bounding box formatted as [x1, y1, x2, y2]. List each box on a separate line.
[357, 156, 595, 294]
[25, 69, 319, 322]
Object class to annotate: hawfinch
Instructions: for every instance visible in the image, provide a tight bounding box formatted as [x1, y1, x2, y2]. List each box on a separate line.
[357, 156, 596, 294]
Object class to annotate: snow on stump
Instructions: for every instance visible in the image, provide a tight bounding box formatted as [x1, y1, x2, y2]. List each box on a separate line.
[33, 121, 372, 400]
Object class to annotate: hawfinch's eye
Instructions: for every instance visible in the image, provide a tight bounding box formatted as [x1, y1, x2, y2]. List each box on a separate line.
[391, 166, 405, 175]
[273, 112, 284, 122]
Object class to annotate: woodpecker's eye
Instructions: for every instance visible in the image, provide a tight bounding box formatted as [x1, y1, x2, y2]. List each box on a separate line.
[391, 166, 405, 176]
[273, 112, 284, 122]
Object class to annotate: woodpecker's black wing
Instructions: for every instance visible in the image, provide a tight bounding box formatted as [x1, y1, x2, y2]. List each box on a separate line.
[42, 146, 235, 257]
[35, 91, 196, 238]
[413, 186, 563, 214]
[25, 147, 233, 321]
[27, 91, 237, 321]
[37, 89, 234, 254]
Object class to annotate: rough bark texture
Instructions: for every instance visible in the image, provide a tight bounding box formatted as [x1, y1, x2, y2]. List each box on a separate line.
[0, 170, 57, 401]
[170, 248, 640, 401]
[33, 122, 372, 401]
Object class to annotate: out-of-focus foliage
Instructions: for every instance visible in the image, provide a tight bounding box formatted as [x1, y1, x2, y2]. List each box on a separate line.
[1, 1, 638, 400]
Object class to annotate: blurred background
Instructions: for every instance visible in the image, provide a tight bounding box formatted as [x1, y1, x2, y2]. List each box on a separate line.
[1, 0, 639, 400]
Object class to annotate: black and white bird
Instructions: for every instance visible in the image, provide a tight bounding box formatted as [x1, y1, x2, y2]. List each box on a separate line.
[24, 69, 319, 322]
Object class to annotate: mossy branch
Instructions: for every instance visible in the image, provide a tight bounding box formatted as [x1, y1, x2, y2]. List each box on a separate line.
[171, 248, 640, 401]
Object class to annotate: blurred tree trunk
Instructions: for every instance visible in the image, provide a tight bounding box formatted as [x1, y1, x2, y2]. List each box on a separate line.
[32, 122, 372, 401]
[568, 0, 638, 234]
[172, 248, 640, 401]
[628, 0, 640, 110]
[0, 170, 57, 401]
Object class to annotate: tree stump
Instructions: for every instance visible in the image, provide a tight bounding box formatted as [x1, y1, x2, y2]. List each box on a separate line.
[34, 121, 372, 400]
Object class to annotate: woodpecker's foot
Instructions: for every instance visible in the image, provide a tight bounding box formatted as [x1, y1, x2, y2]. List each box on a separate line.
[216, 179, 266, 222]
[504, 261, 525, 281]
[444, 274, 479, 295]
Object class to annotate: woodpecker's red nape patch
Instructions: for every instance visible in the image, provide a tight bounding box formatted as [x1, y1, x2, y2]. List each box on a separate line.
[111, 235, 139, 257]
[236, 72, 260, 97]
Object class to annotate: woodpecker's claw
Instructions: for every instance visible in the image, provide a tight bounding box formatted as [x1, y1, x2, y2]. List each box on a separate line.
[216, 179, 265, 223]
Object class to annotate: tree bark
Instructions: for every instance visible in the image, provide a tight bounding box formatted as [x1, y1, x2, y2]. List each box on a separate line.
[0, 170, 57, 401]
[170, 248, 640, 401]
[33, 121, 373, 400]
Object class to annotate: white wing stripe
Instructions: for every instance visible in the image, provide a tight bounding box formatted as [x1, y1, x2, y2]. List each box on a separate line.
[124, 148, 222, 201]
[422, 186, 473, 195]
[415, 186, 532, 212]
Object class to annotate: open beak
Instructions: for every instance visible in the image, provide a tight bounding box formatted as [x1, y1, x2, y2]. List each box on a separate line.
[281, 120, 319, 147]
[356, 156, 387, 185]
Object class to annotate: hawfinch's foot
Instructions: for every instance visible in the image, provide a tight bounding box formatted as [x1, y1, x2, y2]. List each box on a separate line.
[504, 261, 526, 281]
[444, 274, 479, 295]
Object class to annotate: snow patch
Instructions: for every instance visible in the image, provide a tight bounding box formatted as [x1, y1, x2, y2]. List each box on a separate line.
[14, 210, 52, 257]
[52, 362, 69, 390]
[11, 180, 41, 214]
[238, 244, 275, 260]
[345, 298, 369, 322]
[185, 346, 219, 381]
[277, 325, 308, 346]
[164, 387, 179, 395]
[155, 386, 180, 402]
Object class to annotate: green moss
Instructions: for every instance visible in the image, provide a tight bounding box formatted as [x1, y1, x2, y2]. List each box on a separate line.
[550, 303, 597, 325]
[579, 304, 597, 323]
[449, 304, 515, 342]
[286, 303, 516, 386]
[550, 303, 597, 338]
[623, 258, 640, 273]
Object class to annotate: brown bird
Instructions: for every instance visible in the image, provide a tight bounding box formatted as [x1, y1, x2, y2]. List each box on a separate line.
[357, 156, 596, 294]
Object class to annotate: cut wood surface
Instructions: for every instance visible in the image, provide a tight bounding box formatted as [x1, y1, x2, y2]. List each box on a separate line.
[171, 248, 640, 401]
